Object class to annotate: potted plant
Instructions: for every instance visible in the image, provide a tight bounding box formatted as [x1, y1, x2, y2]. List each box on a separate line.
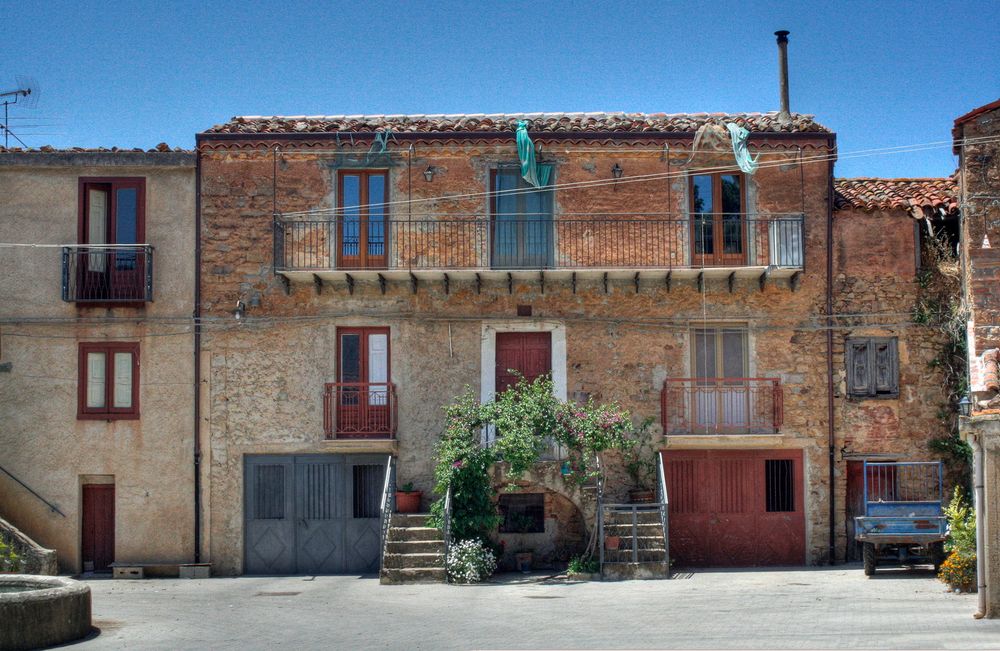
[514, 550, 534, 573]
[623, 418, 657, 503]
[395, 482, 423, 513]
[604, 535, 621, 551]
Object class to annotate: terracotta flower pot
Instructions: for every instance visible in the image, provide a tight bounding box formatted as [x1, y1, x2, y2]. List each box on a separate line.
[604, 535, 621, 551]
[395, 490, 423, 513]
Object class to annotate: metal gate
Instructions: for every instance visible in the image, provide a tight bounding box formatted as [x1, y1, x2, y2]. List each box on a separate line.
[662, 449, 805, 566]
[244, 454, 385, 575]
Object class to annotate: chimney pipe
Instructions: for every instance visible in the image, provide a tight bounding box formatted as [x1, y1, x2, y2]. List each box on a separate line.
[775, 30, 791, 122]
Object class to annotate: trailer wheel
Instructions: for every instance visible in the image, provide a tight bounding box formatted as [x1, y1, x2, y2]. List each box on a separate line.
[863, 543, 877, 576]
[932, 542, 947, 572]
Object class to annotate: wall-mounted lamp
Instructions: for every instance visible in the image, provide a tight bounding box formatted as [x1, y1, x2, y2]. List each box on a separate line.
[611, 163, 624, 179]
[958, 394, 972, 417]
[234, 300, 245, 321]
[423, 166, 436, 182]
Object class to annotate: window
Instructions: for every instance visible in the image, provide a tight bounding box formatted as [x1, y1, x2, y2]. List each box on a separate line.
[498, 493, 545, 533]
[765, 459, 794, 512]
[78, 343, 139, 419]
[338, 170, 387, 270]
[846, 337, 899, 398]
[690, 173, 745, 265]
[331, 327, 393, 437]
[352, 464, 385, 518]
[491, 166, 554, 269]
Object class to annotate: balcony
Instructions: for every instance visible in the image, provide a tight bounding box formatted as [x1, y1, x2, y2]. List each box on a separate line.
[61, 245, 153, 304]
[323, 382, 397, 439]
[660, 378, 783, 435]
[273, 214, 804, 285]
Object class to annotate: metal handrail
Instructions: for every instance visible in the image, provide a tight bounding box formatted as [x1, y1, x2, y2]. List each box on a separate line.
[378, 455, 395, 573]
[0, 464, 65, 517]
[442, 485, 453, 574]
[657, 453, 670, 572]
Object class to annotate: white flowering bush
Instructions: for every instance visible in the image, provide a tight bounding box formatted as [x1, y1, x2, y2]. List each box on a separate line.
[447, 539, 496, 584]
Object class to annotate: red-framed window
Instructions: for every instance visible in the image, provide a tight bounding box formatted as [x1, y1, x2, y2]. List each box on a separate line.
[337, 170, 387, 270]
[690, 172, 746, 266]
[78, 342, 140, 420]
[79, 178, 146, 247]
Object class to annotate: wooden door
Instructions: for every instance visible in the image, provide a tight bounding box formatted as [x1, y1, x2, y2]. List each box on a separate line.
[692, 327, 749, 432]
[495, 332, 552, 392]
[690, 173, 746, 267]
[82, 484, 115, 572]
[337, 171, 387, 270]
[80, 180, 145, 301]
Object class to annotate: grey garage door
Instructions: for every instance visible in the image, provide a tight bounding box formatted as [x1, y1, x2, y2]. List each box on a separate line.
[244, 454, 386, 575]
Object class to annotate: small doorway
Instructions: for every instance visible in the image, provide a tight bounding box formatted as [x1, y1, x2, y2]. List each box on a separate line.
[337, 170, 387, 270]
[79, 179, 145, 300]
[690, 173, 746, 267]
[692, 326, 750, 432]
[495, 332, 552, 391]
[82, 483, 115, 572]
[335, 327, 391, 437]
[490, 167, 554, 269]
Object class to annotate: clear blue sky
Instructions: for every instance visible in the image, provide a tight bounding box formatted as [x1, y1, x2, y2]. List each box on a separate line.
[4, 0, 998, 178]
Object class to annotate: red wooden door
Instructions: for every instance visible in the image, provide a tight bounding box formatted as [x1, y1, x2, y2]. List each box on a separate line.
[82, 484, 115, 572]
[495, 332, 552, 392]
[336, 328, 391, 438]
[663, 449, 804, 567]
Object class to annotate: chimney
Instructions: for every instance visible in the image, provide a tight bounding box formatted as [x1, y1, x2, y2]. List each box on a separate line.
[775, 30, 791, 123]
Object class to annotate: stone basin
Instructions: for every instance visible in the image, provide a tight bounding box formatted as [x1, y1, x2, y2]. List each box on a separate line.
[0, 575, 92, 650]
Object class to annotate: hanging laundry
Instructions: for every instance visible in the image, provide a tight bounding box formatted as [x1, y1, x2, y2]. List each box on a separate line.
[515, 120, 552, 188]
[726, 122, 760, 174]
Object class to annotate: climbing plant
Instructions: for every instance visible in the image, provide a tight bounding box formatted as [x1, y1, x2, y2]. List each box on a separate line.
[428, 375, 636, 546]
[914, 229, 972, 477]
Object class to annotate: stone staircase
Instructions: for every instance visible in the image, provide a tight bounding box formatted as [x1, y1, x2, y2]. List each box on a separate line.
[379, 513, 446, 584]
[601, 506, 670, 580]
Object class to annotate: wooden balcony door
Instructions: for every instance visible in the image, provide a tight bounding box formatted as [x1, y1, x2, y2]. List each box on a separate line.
[692, 327, 749, 432]
[690, 173, 746, 267]
[491, 168, 553, 269]
[336, 328, 390, 437]
[337, 171, 387, 270]
[79, 179, 145, 300]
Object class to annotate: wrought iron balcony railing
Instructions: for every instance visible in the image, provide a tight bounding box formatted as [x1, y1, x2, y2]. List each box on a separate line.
[274, 214, 804, 273]
[323, 382, 398, 439]
[61, 245, 154, 303]
[660, 378, 783, 435]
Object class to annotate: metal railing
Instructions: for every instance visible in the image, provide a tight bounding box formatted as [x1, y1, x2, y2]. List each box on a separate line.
[0, 464, 65, 517]
[378, 455, 396, 573]
[61, 245, 153, 303]
[661, 377, 783, 435]
[657, 453, 670, 572]
[864, 461, 943, 504]
[274, 214, 804, 272]
[442, 485, 453, 573]
[323, 382, 397, 439]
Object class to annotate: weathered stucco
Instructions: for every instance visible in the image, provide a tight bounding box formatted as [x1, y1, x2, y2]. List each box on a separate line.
[0, 155, 196, 572]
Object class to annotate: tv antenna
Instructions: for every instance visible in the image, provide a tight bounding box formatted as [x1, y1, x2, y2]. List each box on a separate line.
[1, 76, 41, 148]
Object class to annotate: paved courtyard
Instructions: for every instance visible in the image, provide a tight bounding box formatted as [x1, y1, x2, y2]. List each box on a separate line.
[74, 565, 998, 650]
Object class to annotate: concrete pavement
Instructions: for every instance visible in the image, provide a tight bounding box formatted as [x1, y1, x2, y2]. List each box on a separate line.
[74, 565, 1000, 650]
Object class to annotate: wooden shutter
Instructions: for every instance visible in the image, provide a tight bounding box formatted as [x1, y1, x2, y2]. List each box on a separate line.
[847, 338, 898, 397]
[873, 339, 898, 395]
[848, 340, 871, 396]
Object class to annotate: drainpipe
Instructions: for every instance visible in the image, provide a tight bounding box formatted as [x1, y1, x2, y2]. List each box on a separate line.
[193, 149, 203, 564]
[971, 432, 987, 618]
[826, 134, 837, 565]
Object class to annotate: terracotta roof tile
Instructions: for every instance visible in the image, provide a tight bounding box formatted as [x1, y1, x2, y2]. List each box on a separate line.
[0, 143, 190, 153]
[833, 177, 959, 216]
[203, 112, 830, 136]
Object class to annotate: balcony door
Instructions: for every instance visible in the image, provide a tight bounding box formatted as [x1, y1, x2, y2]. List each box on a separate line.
[336, 328, 390, 438]
[692, 327, 749, 432]
[338, 170, 387, 270]
[491, 167, 553, 269]
[690, 173, 746, 267]
[79, 179, 145, 301]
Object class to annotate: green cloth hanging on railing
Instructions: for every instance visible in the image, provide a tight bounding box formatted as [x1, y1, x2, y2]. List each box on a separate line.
[726, 122, 759, 174]
[515, 120, 552, 187]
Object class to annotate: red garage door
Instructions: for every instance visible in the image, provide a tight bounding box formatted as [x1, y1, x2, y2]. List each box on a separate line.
[662, 449, 804, 566]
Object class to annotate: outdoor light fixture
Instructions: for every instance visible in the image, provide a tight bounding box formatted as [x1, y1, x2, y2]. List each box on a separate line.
[959, 394, 972, 417]
[423, 166, 435, 182]
[234, 300, 245, 321]
[611, 163, 623, 179]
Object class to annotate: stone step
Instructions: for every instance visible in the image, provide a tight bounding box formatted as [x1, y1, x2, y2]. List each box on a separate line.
[602, 560, 671, 581]
[603, 522, 663, 530]
[380, 567, 447, 585]
[382, 552, 445, 569]
[386, 540, 446, 555]
[387, 526, 444, 542]
[390, 513, 432, 527]
[604, 512, 663, 524]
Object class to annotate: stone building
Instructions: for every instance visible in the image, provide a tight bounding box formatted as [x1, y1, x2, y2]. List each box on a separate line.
[193, 111, 958, 576]
[0, 148, 197, 573]
[954, 97, 1000, 618]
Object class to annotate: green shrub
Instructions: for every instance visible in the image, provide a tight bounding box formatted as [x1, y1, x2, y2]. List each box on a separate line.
[939, 551, 976, 590]
[944, 487, 976, 555]
[567, 555, 599, 575]
[0, 539, 22, 573]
